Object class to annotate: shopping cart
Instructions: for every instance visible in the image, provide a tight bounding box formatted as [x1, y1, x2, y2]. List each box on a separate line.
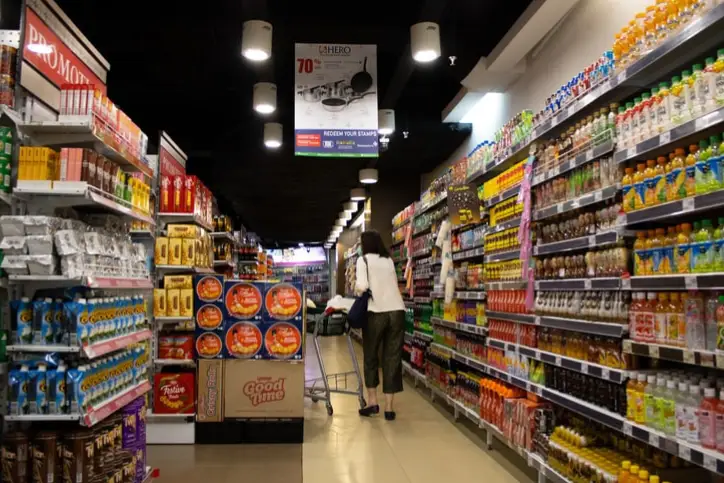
[305, 308, 366, 415]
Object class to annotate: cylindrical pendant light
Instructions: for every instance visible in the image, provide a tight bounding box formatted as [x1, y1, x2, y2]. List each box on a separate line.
[264, 123, 282, 148]
[339, 211, 351, 221]
[411, 22, 441, 63]
[242, 20, 272, 61]
[344, 201, 357, 212]
[350, 188, 366, 201]
[378, 109, 395, 135]
[334, 220, 345, 227]
[359, 168, 378, 184]
[253, 82, 277, 114]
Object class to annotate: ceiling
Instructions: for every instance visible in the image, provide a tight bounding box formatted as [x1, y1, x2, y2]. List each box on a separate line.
[55, 0, 531, 245]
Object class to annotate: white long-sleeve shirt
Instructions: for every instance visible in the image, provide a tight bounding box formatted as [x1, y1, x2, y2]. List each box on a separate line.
[355, 254, 406, 313]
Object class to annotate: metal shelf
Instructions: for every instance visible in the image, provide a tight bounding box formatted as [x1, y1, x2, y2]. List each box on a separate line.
[614, 106, 724, 165]
[484, 184, 521, 208]
[623, 340, 723, 369]
[535, 277, 621, 291]
[484, 281, 527, 291]
[157, 212, 213, 231]
[485, 311, 536, 324]
[487, 338, 626, 383]
[210, 232, 239, 244]
[535, 315, 629, 337]
[486, 217, 521, 235]
[624, 273, 724, 290]
[454, 290, 486, 300]
[154, 359, 196, 367]
[624, 190, 724, 225]
[431, 317, 487, 335]
[417, 192, 448, 215]
[533, 229, 627, 256]
[533, 138, 615, 187]
[413, 330, 433, 342]
[156, 265, 214, 274]
[484, 249, 520, 263]
[533, 184, 619, 222]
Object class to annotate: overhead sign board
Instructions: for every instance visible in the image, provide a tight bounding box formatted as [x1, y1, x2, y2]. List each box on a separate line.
[294, 43, 378, 157]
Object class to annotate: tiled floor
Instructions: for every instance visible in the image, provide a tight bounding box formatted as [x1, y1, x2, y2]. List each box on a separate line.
[148, 336, 536, 483]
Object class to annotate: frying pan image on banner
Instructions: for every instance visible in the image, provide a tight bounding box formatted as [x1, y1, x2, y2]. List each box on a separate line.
[350, 56, 373, 94]
[321, 91, 375, 112]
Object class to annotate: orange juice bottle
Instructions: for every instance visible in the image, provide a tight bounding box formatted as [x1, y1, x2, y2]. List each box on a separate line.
[627, 373, 640, 421]
[664, 226, 677, 273]
[627, 466, 641, 483]
[645, 230, 656, 275]
[652, 228, 667, 274]
[638, 470, 650, 483]
[620, 461, 632, 483]
[644, 159, 658, 206]
[655, 156, 668, 204]
[634, 231, 648, 275]
[634, 163, 647, 210]
[670, 148, 686, 199]
[685, 144, 698, 197]
[677, 223, 693, 274]
[623, 167, 635, 212]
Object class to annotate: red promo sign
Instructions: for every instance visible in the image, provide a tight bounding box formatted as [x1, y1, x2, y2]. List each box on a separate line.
[23, 8, 106, 93]
[159, 145, 185, 177]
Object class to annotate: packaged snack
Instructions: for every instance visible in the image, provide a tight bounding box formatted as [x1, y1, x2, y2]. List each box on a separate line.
[224, 321, 263, 359]
[224, 281, 264, 321]
[181, 238, 195, 266]
[263, 321, 303, 360]
[8, 365, 29, 415]
[154, 237, 169, 265]
[263, 282, 303, 322]
[168, 239, 182, 265]
[195, 332, 223, 359]
[166, 224, 198, 238]
[193, 275, 224, 304]
[167, 289, 181, 317]
[153, 289, 167, 317]
[163, 275, 192, 290]
[180, 289, 193, 317]
[153, 373, 195, 414]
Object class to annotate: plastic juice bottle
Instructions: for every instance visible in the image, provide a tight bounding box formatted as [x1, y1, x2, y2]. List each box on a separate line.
[715, 217, 724, 272]
[670, 76, 686, 125]
[645, 374, 658, 426]
[692, 63, 707, 116]
[644, 159, 658, 207]
[652, 375, 666, 430]
[695, 140, 711, 195]
[654, 293, 669, 347]
[691, 221, 702, 272]
[681, 70, 695, 122]
[665, 226, 677, 273]
[623, 167, 635, 212]
[627, 465, 640, 483]
[655, 157, 668, 204]
[636, 373, 649, 423]
[630, 293, 642, 341]
[623, 102, 634, 147]
[687, 384, 703, 443]
[616, 106, 626, 144]
[695, 220, 714, 273]
[668, 293, 681, 346]
[634, 163, 647, 210]
[662, 379, 678, 436]
[670, 148, 686, 199]
[649, 88, 660, 134]
[677, 223, 693, 274]
[687, 291, 705, 350]
[638, 470, 650, 483]
[634, 231, 649, 276]
[676, 382, 691, 439]
[666, 0, 680, 32]
[715, 49, 724, 106]
[685, 144, 699, 197]
[657, 82, 672, 133]
[650, 228, 664, 274]
[627, 371, 640, 420]
[679, 292, 690, 347]
[708, 134, 722, 191]
[715, 388, 724, 452]
[705, 292, 719, 352]
[619, 461, 632, 483]
[703, 57, 718, 112]
[632, 97, 643, 143]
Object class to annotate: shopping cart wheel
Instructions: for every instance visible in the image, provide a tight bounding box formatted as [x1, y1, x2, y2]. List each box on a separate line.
[326, 404, 333, 416]
[311, 397, 319, 403]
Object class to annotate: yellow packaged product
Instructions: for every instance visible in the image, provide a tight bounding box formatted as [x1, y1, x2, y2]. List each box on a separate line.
[154, 237, 169, 265]
[167, 289, 181, 317]
[182, 238, 196, 266]
[153, 289, 167, 317]
[164, 275, 192, 290]
[180, 289, 194, 317]
[167, 224, 199, 238]
[168, 238, 182, 265]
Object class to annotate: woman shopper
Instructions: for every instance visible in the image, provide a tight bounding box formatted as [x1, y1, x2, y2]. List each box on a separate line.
[355, 230, 406, 420]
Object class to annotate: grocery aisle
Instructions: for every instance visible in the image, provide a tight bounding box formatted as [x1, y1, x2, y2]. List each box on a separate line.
[148, 335, 535, 483]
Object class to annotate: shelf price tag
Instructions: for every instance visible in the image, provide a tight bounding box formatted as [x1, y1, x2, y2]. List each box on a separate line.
[555, 356, 562, 366]
[627, 146, 638, 158]
[601, 368, 610, 380]
[586, 150, 594, 161]
[588, 235, 596, 247]
[550, 166, 560, 177]
[584, 279, 592, 290]
[695, 117, 708, 131]
[649, 432, 660, 447]
[685, 275, 698, 290]
[649, 345, 660, 358]
[621, 279, 631, 290]
[534, 316, 541, 326]
[623, 421, 633, 436]
[703, 454, 718, 472]
[678, 445, 691, 461]
[717, 353, 724, 369]
[659, 131, 671, 144]
[568, 105, 576, 117]
[580, 364, 588, 375]
[594, 191, 603, 202]
[682, 197, 695, 212]
[617, 71, 628, 85]
[623, 340, 633, 353]
[683, 350, 696, 365]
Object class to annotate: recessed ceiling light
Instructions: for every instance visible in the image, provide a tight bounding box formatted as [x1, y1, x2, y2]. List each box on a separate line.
[264, 123, 282, 149]
[350, 188, 366, 201]
[253, 82, 277, 114]
[242, 20, 272, 62]
[359, 168, 378, 184]
[378, 109, 395, 135]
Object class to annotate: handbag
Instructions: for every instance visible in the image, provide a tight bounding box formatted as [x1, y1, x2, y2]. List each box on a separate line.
[347, 256, 371, 329]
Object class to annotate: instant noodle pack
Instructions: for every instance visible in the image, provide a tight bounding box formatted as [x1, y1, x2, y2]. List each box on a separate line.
[193, 277, 304, 361]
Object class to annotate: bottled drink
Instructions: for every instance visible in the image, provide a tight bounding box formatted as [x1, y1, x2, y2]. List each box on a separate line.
[686, 384, 702, 444]
[652, 374, 667, 430]
[705, 292, 719, 351]
[717, 295, 724, 352]
[636, 373, 648, 424]
[662, 379, 678, 436]
[715, 389, 724, 453]
[627, 371, 639, 421]
[619, 461, 632, 483]
[685, 291, 705, 350]
[667, 292, 682, 346]
[644, 374, 658, 426]
[675, 381, 690, 440]
[699, 387, 717, 449]
[654, 293, 668, 344]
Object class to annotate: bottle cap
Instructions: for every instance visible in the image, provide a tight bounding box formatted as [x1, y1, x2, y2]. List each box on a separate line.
[693, 64, 703, 71]
[682, 70, 691, 77]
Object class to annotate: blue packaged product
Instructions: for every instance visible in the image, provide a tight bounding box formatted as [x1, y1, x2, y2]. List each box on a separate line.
[27, 366, 47, 414]
[263, 282, 303, 322]
[8, 366, 28, 415]
[64, 298, 88, 347]
[52, 298, 65, 344]
[67, 365, 88, 414]
[223, 280, 265, 321]
[10, 297, 32, 344]
[33, 298, 54, 345]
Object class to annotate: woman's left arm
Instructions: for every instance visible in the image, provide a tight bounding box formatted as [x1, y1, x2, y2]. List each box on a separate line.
[355, 256, 369, 295]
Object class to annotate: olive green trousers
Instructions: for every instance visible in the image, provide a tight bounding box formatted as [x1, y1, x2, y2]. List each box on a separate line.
[362, 310, 405, 394]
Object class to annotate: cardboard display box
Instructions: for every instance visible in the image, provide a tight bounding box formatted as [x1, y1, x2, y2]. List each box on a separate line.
[197, 359, 224, 422]
[223, 360, 304, 419]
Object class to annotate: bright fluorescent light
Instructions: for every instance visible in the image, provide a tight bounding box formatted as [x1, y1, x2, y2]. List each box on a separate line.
[413, 50, 438, 62]
[243, 49, 270, 61]
[28, 44, 53, 54]
[264, 140, 281, 148]
[298, 242, 304, 247]
[359, 168, 378, 184]
[255, 103, 274, 114]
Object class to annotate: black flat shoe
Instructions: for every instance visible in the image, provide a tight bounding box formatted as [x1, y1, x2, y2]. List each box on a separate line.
[384, 411, 396, 421]
[358, 405, 379, 417]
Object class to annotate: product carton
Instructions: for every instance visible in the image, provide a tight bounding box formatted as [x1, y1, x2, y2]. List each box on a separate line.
[223, 360, 304, 419]
[262, 282, 303, 323]
[153, 373, 195, 414]
[260, 320, 304, 361]
[223, 320, 264, 359]
[197, 360, 224, 422]
[193, 274, 225, 332]
[224, 280, 265, 322]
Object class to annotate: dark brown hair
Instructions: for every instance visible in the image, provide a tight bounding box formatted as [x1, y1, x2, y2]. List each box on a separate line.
[360, 230, 390, 258]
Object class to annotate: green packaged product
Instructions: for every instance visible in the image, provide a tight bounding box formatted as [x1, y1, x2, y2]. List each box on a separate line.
[0, 166, 10, 192]
[0, 126, 13, 157]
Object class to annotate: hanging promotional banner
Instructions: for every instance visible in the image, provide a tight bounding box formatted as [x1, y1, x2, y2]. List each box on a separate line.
[447, 184, 481, 226]
[294, 43, 378, 157]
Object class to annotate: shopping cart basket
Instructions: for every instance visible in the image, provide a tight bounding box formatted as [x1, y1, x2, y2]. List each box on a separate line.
[305, 308, 365, 415]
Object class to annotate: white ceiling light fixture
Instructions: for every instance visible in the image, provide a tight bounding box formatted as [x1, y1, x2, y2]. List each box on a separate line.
[359, 168, 378, 184]
[263, 123, 282, 148]
[241, 20, 273, 62]
[411, 22, 441, 63]
[350, 188, 366, 201]
[378, 109, 395, 135]
[334, 220, 345, 227]
[344, 201, 357, 213]
[253, 82, 277, 114]
[339, 211, 352, 221]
